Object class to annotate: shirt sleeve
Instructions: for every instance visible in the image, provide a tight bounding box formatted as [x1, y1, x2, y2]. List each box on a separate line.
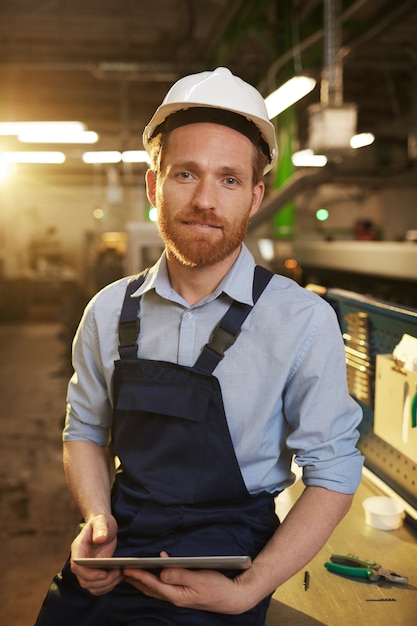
[284, 300, 364, 494]
[62, 296, 113, 446]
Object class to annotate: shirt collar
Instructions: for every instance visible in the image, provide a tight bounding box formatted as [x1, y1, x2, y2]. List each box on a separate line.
[216, 244, 256, 305]
[130, 244, 256, 306]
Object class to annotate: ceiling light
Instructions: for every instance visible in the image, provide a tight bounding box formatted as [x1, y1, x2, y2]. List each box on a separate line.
[350, 132, 375, 149]
[0, 151, 66, 164]
[18, 130, 99, 144]
[292, 149, 327, 167]
[122, 150, 151, 163]
[265, 76, 317, 120]
[82, 151, 122, 164]
[0, 162, 10, 181]
[0, 121, 85, 135]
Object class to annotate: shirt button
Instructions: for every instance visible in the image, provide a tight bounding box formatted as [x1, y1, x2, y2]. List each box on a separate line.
[186, 312, 193, 319]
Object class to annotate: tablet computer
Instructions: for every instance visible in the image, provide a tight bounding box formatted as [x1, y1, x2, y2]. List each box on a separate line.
[73, 556, 252, 570]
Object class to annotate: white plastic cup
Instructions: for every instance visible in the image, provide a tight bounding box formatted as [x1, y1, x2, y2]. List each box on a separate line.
[362, 496, 404, 530]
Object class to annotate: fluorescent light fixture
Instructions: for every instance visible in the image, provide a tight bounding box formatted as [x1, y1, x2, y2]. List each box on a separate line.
[0, 121, 85, 135]
[350, 132, 375, 149]
[292, 149, 327, 167]
[122, 150, 151, 163]
[0, 151, 66, 164]
[82, 151, 122, 164]
[265, 76, 317, 119]
[18, 129, 99, 144]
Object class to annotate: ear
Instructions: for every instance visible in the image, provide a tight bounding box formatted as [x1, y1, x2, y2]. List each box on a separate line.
[145, 169, 157, 207]
[249, 181, 265, 218]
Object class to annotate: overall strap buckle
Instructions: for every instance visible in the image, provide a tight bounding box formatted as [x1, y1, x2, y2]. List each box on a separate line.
[206, 325, 241, 359]
[119, 319, 140, 349]
[194, 265, 274, 374]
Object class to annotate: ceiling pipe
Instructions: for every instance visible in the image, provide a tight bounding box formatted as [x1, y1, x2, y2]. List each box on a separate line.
[306, 0, 357, 156]
[0, 61, 192, 82]
[258, 0, 416, 96]
[321, 0, 343, 107]
[342, 0, 417, 61]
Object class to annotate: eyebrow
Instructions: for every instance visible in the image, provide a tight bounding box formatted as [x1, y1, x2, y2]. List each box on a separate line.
[168, 160, 250, 180]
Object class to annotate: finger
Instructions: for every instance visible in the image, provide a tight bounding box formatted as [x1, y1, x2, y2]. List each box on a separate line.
[159, 566, 196, 586]
[123, 568, 161, 584]
[92, 515, 109, 543]
[78, 569, 123, 596]
[124, 571, 167, 601]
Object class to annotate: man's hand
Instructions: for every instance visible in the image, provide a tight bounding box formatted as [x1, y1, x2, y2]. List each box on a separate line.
[124, 487, 354, 613]
[70, 513, 123, 596]
[123, 565, 252, 615]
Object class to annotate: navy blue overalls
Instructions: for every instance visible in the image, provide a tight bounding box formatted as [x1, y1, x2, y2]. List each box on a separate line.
[35, 266, 280, 626]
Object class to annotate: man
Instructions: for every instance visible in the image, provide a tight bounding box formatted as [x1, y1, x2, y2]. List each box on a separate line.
[35, 67, 363, 625]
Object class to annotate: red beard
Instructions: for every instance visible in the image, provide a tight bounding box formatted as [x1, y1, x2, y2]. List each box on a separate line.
[158, 209, 250, 267]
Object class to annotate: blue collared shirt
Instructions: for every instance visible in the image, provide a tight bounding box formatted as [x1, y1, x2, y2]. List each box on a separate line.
[64, 244, 363, 495]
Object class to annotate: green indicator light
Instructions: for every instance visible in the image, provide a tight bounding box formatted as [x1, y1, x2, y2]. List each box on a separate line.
[316, 208, 329, 222]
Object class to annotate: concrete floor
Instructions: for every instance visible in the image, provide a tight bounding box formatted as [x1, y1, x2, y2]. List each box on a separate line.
[0, 322, 80, 626]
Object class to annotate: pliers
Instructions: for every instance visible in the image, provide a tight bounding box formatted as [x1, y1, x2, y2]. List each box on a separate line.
[324, 554, 408, 584]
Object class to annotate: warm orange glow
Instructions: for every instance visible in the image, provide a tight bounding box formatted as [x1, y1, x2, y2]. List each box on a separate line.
[284, 258, 298, 270]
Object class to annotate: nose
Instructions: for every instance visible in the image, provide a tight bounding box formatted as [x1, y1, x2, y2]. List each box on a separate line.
[192, 177, 217, 211]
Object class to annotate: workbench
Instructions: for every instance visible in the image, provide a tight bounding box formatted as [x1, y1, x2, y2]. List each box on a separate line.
[265, 472, 417, 625]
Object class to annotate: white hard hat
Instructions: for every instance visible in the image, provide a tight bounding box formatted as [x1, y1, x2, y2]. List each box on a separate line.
[142, 67, 278, 174]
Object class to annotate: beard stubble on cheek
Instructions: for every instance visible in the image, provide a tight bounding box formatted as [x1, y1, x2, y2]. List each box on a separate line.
[158, 209, 251, 268]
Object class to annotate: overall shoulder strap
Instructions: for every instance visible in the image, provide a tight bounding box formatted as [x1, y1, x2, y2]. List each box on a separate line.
[118, 270, 148, 359]
[193, 265, 274, 374]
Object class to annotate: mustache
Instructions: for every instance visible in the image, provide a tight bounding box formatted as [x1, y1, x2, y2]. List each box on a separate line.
[177, 211, 224, 228]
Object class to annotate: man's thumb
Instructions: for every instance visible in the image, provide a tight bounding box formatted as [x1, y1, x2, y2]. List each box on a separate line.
[92, 515, 108, 543]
